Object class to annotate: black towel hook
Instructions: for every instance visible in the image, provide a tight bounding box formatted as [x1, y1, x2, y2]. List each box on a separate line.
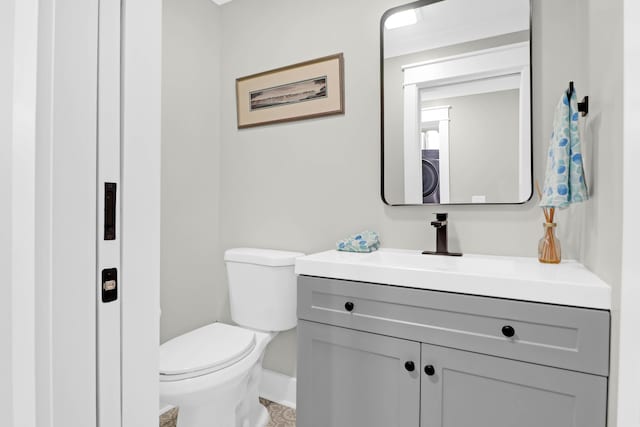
[568, 81, 589, 117]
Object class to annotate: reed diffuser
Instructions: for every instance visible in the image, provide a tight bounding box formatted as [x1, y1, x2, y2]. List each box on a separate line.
[536, 182, 561, 264]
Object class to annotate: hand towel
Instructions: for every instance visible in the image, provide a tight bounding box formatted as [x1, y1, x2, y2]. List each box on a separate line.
[336, 231, 380, 253]
[540, 88, 589, 208]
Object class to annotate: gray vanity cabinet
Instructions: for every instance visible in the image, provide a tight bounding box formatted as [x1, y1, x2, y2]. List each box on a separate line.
[296, 320, 421, 427]
[297, 276, 610, 427]
[421, 343, 608, 427]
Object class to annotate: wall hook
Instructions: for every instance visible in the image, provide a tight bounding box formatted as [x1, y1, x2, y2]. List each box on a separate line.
[577, 96, 589, 117]
[569, 81, 589, 117]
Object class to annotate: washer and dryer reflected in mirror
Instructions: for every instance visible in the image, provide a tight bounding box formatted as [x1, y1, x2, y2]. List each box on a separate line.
[381, 0, 532, 205]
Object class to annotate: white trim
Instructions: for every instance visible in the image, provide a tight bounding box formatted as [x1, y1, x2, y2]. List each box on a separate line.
[517, 66, 532, 202]
[10, 0, 38, 425]
[96, 0, 122, 424]
[419, 73, 521, 102]
[403, 84, 422, 204]
[260, 369, 297, 409]
[0, 0, 14, 419]
[33, 0, 54, 424]
[120, 0, 162, 425]
[420, 106, 450, 203]
[437, 118, 450, 204]
[617, 0, 640, 425]
[159, 403, 176, 416]
[421, 106, 450, 122]
[402, 42, 529, 88]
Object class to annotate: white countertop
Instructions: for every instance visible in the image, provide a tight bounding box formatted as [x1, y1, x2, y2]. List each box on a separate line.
[294, 248, 611, 310]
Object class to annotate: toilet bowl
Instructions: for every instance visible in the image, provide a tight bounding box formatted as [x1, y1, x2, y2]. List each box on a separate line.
[159, 248, 303, 427]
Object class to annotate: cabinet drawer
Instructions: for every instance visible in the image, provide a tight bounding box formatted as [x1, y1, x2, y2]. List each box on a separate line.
[298, 276, 610, 376]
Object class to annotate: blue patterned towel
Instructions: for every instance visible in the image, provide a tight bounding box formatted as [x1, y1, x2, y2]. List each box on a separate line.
[336, 231, 380, 253]
[540, 88, 589, 208]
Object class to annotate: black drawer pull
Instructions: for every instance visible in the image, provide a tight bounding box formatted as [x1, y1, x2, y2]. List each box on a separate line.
[344, 301, 355, 312]
[404, 361, 415, 372]
[502, 325, 515, 338]
[424, 365, 435, 376]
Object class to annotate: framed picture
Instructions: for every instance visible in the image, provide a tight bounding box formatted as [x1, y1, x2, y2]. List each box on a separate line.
[236, 53, 344, 128]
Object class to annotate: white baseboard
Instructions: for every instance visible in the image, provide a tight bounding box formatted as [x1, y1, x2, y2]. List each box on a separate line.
[159, 403, 175, 416]
[260, 369, 297, 409]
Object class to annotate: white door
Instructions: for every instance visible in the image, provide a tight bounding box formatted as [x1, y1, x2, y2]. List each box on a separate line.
[2, 1, 102, 425]
[3, 0, 160, 426]
[36, 0, 123, 425]
[40, 0, 100, 426]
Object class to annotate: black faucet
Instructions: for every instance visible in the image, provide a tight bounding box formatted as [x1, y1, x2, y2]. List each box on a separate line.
[422, 213, 462, 257]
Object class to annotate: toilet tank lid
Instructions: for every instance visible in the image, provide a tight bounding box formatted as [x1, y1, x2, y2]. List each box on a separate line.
[224, 248, 305, 267]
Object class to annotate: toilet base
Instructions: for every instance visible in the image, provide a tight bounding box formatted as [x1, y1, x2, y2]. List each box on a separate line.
[254, 405, 270, 427]
[160, 326, 276, 427]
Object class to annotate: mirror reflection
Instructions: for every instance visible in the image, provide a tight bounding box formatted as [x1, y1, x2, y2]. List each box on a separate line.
[382, 0, 532, 205]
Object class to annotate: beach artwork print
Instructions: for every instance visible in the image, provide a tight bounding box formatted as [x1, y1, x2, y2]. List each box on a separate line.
[236, 54, 344, 128]
[249, 77, 327, 111]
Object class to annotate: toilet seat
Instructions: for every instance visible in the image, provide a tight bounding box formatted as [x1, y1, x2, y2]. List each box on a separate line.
[160, 323, 256, 382]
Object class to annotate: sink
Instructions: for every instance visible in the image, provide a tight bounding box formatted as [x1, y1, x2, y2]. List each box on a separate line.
[294, 248, 611, 309]
[362, 249, 497, 272]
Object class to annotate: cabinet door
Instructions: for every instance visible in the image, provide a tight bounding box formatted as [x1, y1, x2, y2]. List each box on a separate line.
[421, 343, 607, 427]
[297, 320, 421, 427]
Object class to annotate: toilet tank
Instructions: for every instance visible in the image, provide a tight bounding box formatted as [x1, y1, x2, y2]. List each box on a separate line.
[224, 248, 304, 332]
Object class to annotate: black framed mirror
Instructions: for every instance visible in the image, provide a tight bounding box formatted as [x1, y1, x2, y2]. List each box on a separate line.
[381, 0, 533, 205]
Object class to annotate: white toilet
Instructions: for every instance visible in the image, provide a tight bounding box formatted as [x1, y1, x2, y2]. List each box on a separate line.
[159, 248, 304, 427]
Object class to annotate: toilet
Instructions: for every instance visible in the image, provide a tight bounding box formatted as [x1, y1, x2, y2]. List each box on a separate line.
[159, 248, 304, 427]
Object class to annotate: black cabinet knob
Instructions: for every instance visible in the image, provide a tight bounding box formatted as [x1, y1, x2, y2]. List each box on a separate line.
[404, 361, 415, 372]
[344, 301, 355, 312]
[424, 365, 435, 376]
[502, 325, 515, 338]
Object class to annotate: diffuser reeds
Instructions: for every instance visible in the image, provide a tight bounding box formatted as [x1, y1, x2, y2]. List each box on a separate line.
[536, 181, 561, 264]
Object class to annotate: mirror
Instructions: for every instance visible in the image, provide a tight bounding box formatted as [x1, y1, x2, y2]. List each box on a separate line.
[381, 0, 532, 205]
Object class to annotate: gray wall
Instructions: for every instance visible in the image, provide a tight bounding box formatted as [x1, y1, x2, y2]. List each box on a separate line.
[160, 0, 222, 342]
[161, 2, 623, 424]
[216, 0, 622, 377]
[581, 0, 623, 423]
[422, 90, 520, 203]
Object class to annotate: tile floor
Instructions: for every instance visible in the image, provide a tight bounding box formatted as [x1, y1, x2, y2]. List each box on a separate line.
[159, 399, 296, 427]
[260, 398, 296, 427]
[159, 407, 179, 427]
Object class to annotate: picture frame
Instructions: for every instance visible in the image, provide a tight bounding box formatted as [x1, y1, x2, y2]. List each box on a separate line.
[235, 53, 344, 129]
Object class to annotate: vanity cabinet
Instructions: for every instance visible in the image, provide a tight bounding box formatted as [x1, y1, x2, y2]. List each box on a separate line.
[421, 343, 607, 427]
[296, 276, 610, 427]
[297, 320, 420, 427]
